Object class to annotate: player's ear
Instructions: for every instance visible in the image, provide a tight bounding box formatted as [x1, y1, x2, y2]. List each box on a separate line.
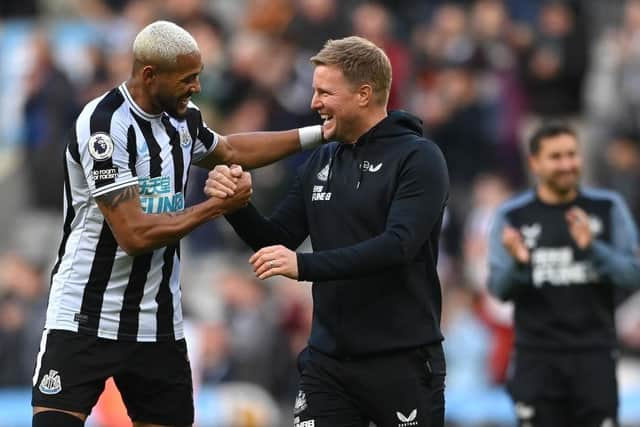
[141, 65, 157, 85]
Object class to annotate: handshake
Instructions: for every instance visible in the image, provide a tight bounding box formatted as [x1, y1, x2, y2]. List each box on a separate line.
[203, 164, 253, 213]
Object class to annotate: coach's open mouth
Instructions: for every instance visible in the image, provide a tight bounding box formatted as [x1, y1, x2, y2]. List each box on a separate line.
[320, 114, 334, 127]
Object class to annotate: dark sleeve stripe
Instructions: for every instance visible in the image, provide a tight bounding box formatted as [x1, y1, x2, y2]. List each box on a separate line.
[198, 123, 215, 150]
[156, 245, 177, 340]
[78, 221, 119, 335]
[161, 116, 184, 194]
[117, 253, 153, 339]
[68, 122, 80, 164]
[90, 89, 125, 189]
[126, 125, 138, 177]
[185, 108, 200, 143]
[49, 157, 76, 284]
[133, 112, 163, 178]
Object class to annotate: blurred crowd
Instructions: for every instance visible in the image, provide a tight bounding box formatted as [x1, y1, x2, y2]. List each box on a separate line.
[2, 0, 640, 426]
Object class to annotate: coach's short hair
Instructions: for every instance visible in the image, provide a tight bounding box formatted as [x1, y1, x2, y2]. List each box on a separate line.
[133, 21, 199, 67]
[311, 36, 392, 106]
[529, 121, 578, 155]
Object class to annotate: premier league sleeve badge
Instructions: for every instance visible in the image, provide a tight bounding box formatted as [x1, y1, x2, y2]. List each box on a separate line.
[88, 132, 115, 161]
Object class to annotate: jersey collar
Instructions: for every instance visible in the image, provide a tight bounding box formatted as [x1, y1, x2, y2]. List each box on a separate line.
[119, 82, 162, 121]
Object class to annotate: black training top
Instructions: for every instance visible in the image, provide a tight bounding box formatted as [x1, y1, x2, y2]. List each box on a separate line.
[226, 110, 450, 357]
[488, 188, 640, 351]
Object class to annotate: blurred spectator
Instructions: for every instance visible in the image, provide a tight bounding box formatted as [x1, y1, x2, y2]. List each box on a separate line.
[0, 0, 37, 17]
[218, 270, 295, 403]
[0, 253, 47, 386]
[417, 65, 498, 201]
[413, 2, 474, 69]
[441, 285, 492, 393]
[470, 0, 528, 185]
[351, 2, 412, 109]
[586, 0, 640, 148]
[518, 1, 588, 117]
[284, 0, 349, 53]
[244, 0, 295, 35]
[462, 173, 514, 384]
[22, 34, 76, 213]
[595, 134, 640, 223]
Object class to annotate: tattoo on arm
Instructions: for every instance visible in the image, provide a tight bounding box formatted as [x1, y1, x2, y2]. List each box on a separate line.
[96, 185, 140, 209]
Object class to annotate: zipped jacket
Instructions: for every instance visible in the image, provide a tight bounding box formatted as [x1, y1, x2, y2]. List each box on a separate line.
[226, 110, 450, 357]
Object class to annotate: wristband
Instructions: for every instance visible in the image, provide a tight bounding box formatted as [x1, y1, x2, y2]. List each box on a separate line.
[298, 125, 324, 150]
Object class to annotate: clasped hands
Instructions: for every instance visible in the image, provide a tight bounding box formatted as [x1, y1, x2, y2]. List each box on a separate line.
[203, 165, 299, 280]
[502, 206, 593, 263]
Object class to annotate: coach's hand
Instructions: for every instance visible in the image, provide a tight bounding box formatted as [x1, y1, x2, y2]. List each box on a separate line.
[250, 245, 298, 280]
[204, 164, 243, 198]
[502, 225, 530, 263]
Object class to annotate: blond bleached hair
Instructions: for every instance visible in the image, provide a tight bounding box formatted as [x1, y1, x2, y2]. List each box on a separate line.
[133, 20, 199, 66]
[311, 36, 392, 106]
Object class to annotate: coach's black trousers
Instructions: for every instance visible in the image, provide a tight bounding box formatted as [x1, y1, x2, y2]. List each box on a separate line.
[293, 343, 446, 427]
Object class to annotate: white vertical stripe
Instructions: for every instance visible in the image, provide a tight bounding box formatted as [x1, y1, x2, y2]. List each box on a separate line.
[97, 250, 131, 340]
[32, 329, 50, 386]
[171, 254, 184, 339]
[136, 249, 164, 341]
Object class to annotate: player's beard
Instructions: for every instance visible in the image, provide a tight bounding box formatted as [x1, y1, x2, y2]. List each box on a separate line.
[157, 92, 187, 119]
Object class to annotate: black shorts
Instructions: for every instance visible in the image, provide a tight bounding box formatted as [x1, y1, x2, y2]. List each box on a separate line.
[507, 348, 618, 427]
[294, 343, 446, 427]
[31, 329, 194, 426]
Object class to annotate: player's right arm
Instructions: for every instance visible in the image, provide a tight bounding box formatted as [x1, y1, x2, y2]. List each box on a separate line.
[96, 173, 251, 256]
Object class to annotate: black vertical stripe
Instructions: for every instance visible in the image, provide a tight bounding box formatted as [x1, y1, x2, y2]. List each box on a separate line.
[118, 115, 161, 339]
[126, 125, 138, 176]
[156, 245, 176, 339]
[91, 89, 125, 189]
[161, 116, 184, 193]
[158, 117, 182, 339]
[79, 222, 119, 333]
[50, 154, 76, 283]
[132, 113, 162, 177]
[117, 253, 152, 339]
[185, 108, 199, 146]
[79, 89, 125, 334]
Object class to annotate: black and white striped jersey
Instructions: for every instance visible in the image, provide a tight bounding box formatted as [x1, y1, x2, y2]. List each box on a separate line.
[45, 83, 219, 342]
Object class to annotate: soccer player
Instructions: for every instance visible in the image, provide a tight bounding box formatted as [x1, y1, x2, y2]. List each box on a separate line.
[207, 36, 449, 427]
[31, 21, 324, 427]
[488, 122, 640, 427]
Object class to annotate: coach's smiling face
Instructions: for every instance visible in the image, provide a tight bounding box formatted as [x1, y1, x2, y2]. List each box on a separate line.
[311, 64, 368, 144]
[146, 52, 203, 119]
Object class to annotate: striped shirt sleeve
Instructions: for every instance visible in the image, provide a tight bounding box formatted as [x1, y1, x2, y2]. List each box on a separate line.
[76, 91, 138, 198]
[186, 102, 219, 164]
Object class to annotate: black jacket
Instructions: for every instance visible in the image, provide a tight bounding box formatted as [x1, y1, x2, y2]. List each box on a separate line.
[226, 111, 450, 357]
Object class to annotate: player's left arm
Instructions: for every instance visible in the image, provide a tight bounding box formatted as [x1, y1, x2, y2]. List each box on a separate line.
[195, 128, 323, 171]
[589, 194, 640, 289]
